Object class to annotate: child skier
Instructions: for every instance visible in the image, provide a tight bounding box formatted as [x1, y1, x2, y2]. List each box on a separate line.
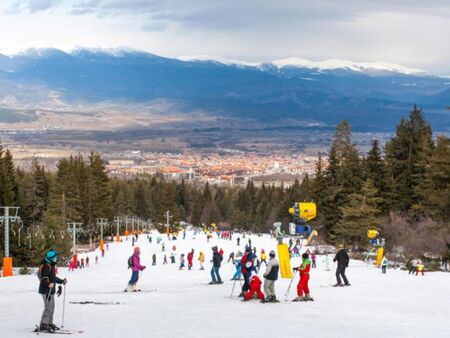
[125, 247, 146, 292]
[187, 249, 194, 270]
[179, 254, 186, 270]
[170, 253, 176, 264]
[198, 251, 205, 270]
[152, 253, 157, 266]
[163, 254, 168, 264]
[232, 252, 242, 280]
[293, 253, 313, 302]
[80, 258, 85, 268]
[416, 263, 425, 276]
[37, 250, 67, 333]
[260, 249, 267, 266]
[243, 272, 265, 301]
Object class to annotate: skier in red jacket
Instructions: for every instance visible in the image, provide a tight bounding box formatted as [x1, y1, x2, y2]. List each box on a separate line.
[187, 249, 194, 270]
[243, 272, 265, 301]
[293, 253, 313, 301]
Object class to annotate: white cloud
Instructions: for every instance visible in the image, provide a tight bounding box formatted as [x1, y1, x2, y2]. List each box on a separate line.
[0, 0, 448, 74]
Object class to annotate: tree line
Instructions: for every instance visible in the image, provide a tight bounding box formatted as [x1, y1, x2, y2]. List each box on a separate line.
[0, 106, 449, 266]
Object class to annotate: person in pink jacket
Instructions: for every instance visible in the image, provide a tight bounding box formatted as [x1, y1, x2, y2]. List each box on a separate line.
[125, 247, 146, 292]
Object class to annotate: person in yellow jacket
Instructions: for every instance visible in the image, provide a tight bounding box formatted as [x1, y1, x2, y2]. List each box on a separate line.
[416, 262, 425, 276]
[198, 251, 205, 270]
[260, 249, 267, 266]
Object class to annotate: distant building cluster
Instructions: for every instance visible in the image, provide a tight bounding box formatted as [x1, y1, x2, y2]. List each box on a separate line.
[106, 151, 324, 186]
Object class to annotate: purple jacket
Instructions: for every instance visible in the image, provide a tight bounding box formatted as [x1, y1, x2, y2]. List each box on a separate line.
[132, 254, 144, 272]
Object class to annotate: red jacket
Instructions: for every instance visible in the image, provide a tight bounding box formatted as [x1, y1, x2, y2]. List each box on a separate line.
[249, 274, 262, 288]
[299, 258, 311, 276]
[187, 252, 193, 264]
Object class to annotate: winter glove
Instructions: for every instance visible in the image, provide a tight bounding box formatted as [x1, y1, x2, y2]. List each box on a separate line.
[293, 267, 299, 271]
[57, 285, 62, 297]
[63, 278, 68, 285]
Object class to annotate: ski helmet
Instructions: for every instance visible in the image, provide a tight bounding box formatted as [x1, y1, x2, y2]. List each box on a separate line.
[46, 250, 58, 263]
[269, 250, 276, 258]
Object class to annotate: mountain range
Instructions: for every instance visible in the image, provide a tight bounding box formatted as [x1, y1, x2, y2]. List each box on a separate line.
[0, 48, 448, 131]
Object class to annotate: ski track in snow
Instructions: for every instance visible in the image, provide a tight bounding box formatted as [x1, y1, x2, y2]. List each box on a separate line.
[0, 231, 449, 338]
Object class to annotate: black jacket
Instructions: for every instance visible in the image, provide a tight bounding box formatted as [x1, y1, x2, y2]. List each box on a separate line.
[38, 260, 64, 295]
[212, 251, 222, 268]
[334, 249, 349, 268]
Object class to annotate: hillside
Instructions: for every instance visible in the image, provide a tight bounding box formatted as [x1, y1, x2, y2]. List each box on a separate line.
[0, 48, 449, 131]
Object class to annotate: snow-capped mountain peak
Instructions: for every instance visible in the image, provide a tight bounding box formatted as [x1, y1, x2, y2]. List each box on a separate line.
[271, 57, 425, 75]
[178, 55, 260, 67]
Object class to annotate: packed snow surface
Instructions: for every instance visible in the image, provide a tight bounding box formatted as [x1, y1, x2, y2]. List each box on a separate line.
[0, 231, 448, 338]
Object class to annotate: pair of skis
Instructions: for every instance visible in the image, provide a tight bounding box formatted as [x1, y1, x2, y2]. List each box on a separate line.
[34, 325, 83, 335]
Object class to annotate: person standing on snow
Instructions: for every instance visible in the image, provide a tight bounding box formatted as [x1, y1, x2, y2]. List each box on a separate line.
[187, 249, 194, 270]
[333, 245, 350, 287]
[381, 256, 388, 274]
[416, 262, 425, 276]
[260, 249, 267, 266]
[152, 253, 157, 266]
[237, 237, 240, 246]
[209, 246, 223, 284]
[125, 247, 146, 292]
[262, 250, 279, 303]
[311, 252, 317, 268]
[179, 254, 186, 270]
[163, 254, 168, 264]
[198, 251, 205, 270]
[239, 247, 255, 296]
[232, 252, 243, 280]
[293, 253, 313, 301]
[37, 250, 67, 333]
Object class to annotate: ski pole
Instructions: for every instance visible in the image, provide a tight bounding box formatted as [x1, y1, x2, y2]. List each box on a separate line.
[329, 261, 336, 285]
[61, 284, 67, 329]
[230, 278, 237, 297]
[284, 269, 298, 301]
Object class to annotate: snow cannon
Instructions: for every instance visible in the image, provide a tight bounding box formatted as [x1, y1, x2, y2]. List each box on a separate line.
[288, 202, 316, 237]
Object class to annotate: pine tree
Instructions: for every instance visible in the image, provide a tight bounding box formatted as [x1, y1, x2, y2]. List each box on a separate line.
[414, 135, 450, 222]
[333, 179, 382, 245]
[385, 106, 433, 213]
[365, 139, 390, 211]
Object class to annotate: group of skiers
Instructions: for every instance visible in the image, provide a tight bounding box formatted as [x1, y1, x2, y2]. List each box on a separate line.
[36, 231, 357, 333]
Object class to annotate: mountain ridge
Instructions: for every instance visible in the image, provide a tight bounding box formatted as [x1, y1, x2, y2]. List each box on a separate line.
[0, 47, 448, 131]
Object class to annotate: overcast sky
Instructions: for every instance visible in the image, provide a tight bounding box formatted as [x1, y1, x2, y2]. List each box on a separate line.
[0, 0, 449, 74]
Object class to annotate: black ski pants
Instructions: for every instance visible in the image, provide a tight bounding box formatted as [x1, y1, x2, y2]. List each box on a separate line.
[336, 266, 349, 285]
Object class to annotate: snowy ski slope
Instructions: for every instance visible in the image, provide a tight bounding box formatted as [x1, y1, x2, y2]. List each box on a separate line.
[0, 231, 449, 338]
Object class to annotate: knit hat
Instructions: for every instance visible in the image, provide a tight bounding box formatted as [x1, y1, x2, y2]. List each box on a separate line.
[269, 250, 276, 258]
[45, 250, 58, 263]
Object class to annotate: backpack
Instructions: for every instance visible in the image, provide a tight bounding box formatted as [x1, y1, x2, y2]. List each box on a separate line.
[37, 262, 50, 280]
[127, 256, 134, 269]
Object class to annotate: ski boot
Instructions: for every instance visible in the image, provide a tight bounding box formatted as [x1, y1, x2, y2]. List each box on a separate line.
[333, 283, 344, 287]
[50, 324, 61, 331]
[344, 283, 351, 287]
[270, 296, 280, 303]
[304, 294, 314, 301]
[208, 281, 216, 285]
[292, 296, 303, 302]
[39, 323, 55, 333]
